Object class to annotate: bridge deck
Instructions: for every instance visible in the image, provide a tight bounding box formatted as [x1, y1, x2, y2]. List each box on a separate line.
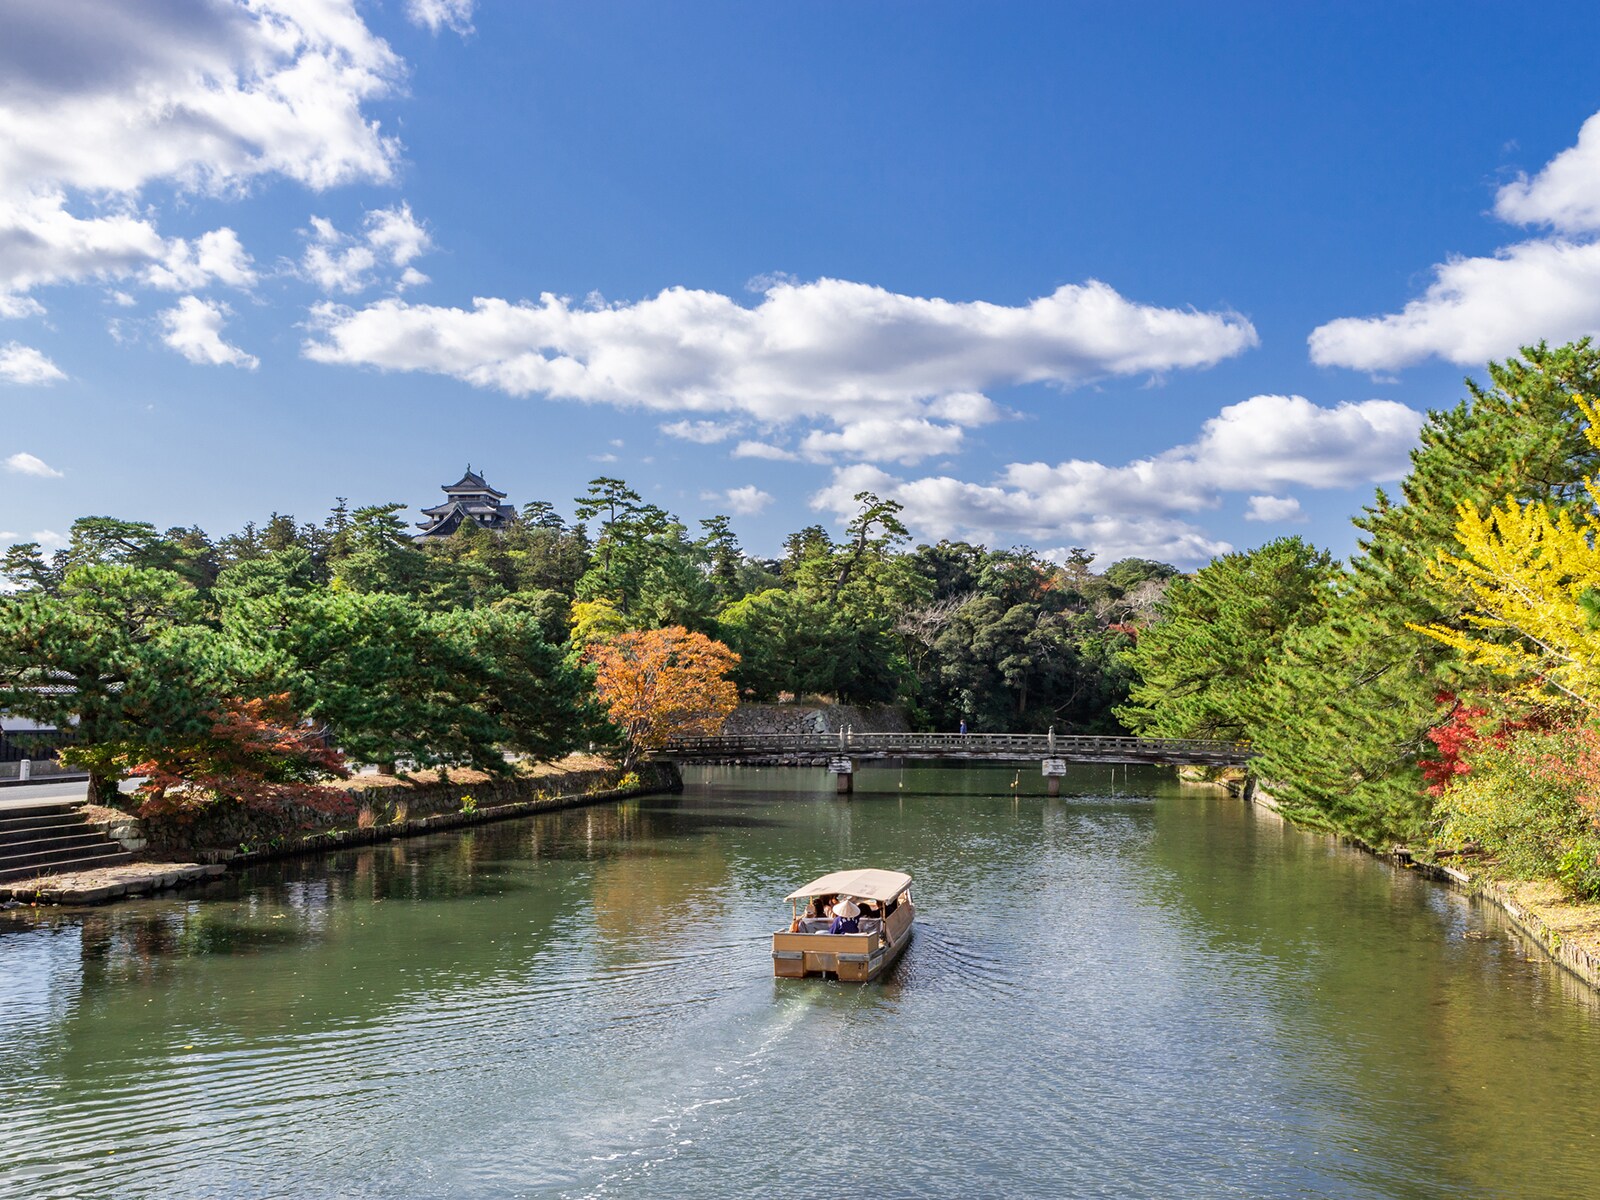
[657, 732, 1250, 767]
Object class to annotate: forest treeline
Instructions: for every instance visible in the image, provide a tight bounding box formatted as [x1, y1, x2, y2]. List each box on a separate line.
[0, 472, 1174, 808]
[1121, 340, 1600, 901]
[15, 340, 1600, 904]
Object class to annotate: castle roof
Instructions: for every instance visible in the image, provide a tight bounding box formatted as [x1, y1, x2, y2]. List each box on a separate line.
[442, 466, 506, 498]
[416, 465, 515, 539]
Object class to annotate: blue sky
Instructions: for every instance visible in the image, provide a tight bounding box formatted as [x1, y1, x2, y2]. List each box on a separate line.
[5, 1, 1600, 567]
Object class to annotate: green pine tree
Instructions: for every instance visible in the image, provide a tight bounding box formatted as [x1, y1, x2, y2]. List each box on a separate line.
[1251, 340, 1600, 843]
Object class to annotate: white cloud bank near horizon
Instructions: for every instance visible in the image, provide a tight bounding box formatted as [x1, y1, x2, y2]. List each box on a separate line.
[1311, 109, 1600, 370]
[808, 393, 1423, 566]
[305, 276, 1259, 463]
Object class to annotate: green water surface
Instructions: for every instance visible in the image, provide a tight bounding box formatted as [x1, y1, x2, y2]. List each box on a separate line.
[2, 764, 1598, 1198]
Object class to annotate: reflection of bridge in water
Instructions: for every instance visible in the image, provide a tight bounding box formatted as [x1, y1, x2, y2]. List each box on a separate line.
[657, 732, 1253, 795]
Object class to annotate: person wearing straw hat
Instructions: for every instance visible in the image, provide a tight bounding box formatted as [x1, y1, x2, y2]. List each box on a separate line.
[828, 897, 861, 935]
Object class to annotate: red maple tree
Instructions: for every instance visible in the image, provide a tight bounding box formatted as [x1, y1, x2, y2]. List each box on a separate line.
[127, 694, 350, 817]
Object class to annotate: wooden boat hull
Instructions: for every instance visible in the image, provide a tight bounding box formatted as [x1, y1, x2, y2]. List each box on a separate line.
[771, 908, 914, 982]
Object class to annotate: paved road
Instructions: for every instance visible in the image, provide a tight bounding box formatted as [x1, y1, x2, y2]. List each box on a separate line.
[0, 780, 90, 811]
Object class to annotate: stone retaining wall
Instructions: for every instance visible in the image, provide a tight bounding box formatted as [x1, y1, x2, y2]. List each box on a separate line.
[131, 763, 681, 862]
[720, 703, 909, 737]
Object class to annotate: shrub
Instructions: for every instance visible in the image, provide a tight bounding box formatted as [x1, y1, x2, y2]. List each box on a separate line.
[1436, 723, 1600, 900]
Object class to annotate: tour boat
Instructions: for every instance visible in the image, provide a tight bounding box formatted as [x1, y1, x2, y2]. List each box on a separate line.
[771, 868, 915, 982]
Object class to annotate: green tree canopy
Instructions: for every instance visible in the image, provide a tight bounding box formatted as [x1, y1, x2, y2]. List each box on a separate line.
[1250, 341, 1600, 842]
[1118, 537, 1336, 743]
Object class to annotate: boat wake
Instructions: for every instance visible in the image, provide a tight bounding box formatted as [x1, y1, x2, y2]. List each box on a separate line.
[560, 988, 821, 1199]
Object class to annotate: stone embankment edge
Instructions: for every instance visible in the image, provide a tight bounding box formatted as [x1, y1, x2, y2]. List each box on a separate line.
[2, 863, 226, 907]
[1214, 775, 1600, 996]
[2, 764, 683, 908]
[223, 763, 684, 868]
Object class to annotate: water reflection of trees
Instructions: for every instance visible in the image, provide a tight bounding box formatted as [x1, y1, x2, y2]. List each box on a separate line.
[36, 799, 760, 1034]
[1141, 793, 1600, 1199]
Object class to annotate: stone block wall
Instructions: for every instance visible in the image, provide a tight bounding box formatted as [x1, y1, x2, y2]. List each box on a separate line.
[132, 762, 680, 860]
[720, 703, 909, 737]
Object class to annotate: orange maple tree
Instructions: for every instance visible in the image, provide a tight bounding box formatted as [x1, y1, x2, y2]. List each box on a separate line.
[588, 626, 740, 766]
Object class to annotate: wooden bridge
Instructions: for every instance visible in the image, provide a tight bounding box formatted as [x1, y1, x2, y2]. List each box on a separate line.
[656, 731, 1252, 794]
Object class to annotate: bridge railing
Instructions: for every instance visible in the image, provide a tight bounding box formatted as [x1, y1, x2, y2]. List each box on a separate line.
[659, 731, 1251, 759]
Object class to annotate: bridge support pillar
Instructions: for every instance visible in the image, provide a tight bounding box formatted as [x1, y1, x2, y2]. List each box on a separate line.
[829, 757, 854, 795]
[1042, 757, 1066, 798]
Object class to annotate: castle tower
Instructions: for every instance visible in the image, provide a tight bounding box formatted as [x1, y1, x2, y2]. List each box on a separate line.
[415, 466, 515, 539]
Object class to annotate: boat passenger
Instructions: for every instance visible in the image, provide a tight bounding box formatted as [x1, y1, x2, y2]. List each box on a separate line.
[829, 898, 861, 934]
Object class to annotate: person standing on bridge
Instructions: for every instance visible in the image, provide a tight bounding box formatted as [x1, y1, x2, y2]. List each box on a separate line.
[959, 719, 968, 735]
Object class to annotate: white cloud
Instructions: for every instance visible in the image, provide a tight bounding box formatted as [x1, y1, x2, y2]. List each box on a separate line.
[926, 391, 1004, 424]
[0, 1, 401, 198]
[302, 218, 376, 294]
[0, 1, 403, 305]
[0, 193, 169, 297]
[4, 452, 63, 478]
[407, 0, 476, 35]
[799, 417, 966, 465]
[0, 293, 45, 319]
[159, 296, 258, 368]
[143, 227, 257, 291]
[1244, 495, 1303, 522]
[746, 270, 798, 293]
[0, 343, 65, 385]
[1495, 111, 1600, 234]
[365, 205, 431, 266]
[32, 529, 67, 548]
[662, 419, 738, 444]
[1177, 394, 1421, 489]
[703, 485, 774, 516]
[1309, 240, 1600, 370]
[806, 394, 1422, 567]
[300, 204, 432, 294]
[1311, 108, 1600, 370]
[304, 278, 1258, 453]
[812, 463, 1234, 566]
[733, 440, 799, 462]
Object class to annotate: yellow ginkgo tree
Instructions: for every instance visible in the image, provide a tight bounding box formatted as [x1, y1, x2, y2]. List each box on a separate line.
[1411, 396, 1600, 710]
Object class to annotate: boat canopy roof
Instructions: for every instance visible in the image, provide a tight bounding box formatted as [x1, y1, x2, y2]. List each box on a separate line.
[786, 869, 912, 903]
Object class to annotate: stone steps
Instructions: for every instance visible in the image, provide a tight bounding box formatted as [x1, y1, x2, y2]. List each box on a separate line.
[0, 803, 133, 885]
[0, 815, 93, 846]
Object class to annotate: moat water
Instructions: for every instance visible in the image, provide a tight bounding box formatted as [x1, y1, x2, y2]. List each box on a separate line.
[3, 764, 1599, 1198]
